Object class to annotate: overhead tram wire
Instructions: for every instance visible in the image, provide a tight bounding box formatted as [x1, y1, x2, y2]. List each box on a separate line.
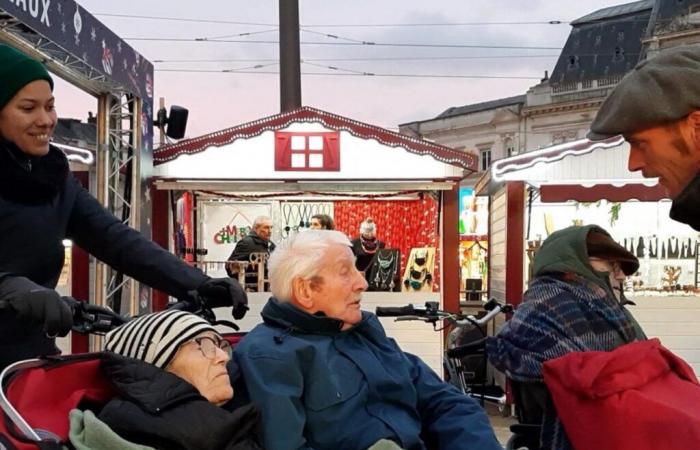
[124, 37, 562, 50]
[158, 62, 281, 73]
[202, 28, 279, 40]
[94, 13, 277, 26]
[94, 13, 661, 27]
[152, 54, 561, 63]
[301, 20, 568, 27]
[95, 13, 570, 27]
[300, 28, 370, 44]
[300, 60, 541, 79]
[155, 68, 542, 80]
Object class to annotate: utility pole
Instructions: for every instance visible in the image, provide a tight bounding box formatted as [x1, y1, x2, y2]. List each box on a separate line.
[279, 0, 302, 112]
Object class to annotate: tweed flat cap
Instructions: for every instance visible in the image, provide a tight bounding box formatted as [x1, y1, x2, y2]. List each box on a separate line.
[104, 309, 217, 369]
[588, 44, 700, 141]
[587, 229, 639, 276]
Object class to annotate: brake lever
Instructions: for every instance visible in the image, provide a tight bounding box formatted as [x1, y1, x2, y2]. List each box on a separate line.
[395, 316, 429, 322]
[213, 319, 240, 331]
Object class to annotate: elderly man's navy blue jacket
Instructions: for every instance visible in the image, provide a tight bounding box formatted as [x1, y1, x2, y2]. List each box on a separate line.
[235, 298, 502, 450]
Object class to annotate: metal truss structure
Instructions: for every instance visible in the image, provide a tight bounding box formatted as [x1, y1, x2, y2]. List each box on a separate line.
[96, 94, 142, 318]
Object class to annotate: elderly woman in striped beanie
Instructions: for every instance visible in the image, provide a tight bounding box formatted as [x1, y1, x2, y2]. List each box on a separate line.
[93, 309, 262, 450]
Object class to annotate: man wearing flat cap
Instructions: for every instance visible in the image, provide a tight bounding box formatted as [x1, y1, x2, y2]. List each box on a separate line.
[589, 44, 700, 230]
[486, 224, 646, 449]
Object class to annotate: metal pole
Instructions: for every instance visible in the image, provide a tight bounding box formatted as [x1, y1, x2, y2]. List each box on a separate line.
[129, 97, 143, 317]
[279, 0, 302, 112]
[92, 94, 111, 351]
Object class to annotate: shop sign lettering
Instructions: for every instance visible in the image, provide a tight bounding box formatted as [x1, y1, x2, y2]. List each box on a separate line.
[7, 0, 51, 26]
[214, 225, 251, 244]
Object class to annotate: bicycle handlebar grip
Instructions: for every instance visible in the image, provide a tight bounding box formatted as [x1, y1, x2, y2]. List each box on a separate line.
[483, 298, 499, 311]
[375, 305, 416, 317]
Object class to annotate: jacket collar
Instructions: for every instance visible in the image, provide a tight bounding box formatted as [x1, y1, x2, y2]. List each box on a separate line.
[261, 297, 348, 336]
[248, 232, 268, 244]
[101, 352, 202, 414]
[670, 170, 700, 231]
[0, 139, 68, 204]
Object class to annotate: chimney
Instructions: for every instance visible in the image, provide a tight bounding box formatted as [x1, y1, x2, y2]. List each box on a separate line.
[279, 0, 302, 112]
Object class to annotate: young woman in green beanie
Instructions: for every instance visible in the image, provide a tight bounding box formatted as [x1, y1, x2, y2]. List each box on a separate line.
[0, 44, 248, 371]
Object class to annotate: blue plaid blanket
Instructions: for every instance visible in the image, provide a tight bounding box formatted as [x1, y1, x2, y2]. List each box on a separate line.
[486, 274, 645, 450]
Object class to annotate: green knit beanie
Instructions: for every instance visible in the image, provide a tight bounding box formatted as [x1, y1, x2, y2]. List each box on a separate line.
[0, 44, 54, 111]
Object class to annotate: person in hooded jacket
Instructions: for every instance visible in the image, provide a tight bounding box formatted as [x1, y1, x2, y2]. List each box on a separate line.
[99, 309, 262, 450]
[485, 224, 647, 450]
[588, 44, 700, 230]
[0, 45, 247, 371]
[235, 230, 502, 450]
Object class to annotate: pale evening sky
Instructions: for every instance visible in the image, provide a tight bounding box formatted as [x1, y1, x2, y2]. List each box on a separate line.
[54, 1, 620, 139]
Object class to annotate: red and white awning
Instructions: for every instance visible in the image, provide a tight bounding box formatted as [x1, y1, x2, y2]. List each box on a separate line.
[488, 136, 668, 202]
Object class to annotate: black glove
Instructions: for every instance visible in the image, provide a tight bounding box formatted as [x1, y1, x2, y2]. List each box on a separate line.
[8, 289, 75, 337]
[197, 277, 249, 320]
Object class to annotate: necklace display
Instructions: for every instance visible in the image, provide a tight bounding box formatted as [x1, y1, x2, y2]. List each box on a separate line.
[368, 249, 399, 291]
[402, 248, 435, 292]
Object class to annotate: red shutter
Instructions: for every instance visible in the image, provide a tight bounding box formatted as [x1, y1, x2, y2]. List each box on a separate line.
[323, 133, 340, 171]
[274, 133, 292, 170]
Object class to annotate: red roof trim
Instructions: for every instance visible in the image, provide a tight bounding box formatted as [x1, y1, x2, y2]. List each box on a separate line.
[153, 106, 476, 171]
[540, 183, 669, 202]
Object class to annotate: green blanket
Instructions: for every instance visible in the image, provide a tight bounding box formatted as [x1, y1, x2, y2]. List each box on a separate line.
[367, 439, 404, 450]
[68, 409, 155, 450]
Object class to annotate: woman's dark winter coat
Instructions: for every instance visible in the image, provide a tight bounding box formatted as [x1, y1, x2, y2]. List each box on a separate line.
[0, 141, 208, 369]
[99, 352, 262, 450]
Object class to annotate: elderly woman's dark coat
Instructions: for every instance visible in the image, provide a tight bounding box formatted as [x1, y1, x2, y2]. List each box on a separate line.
[99, 352, 262, 450]
[0, 141, 208, 369]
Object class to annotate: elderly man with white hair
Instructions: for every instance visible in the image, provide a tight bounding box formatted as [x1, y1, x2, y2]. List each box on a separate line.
[226, 216, 276, 286]
[234, 230, 501, 450]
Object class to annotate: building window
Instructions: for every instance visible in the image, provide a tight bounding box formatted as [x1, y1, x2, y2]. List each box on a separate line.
[479, 148, 492, 171]
[275, 131, 340, 171]
[504, 137, 516, 157]
[567, 55, 580, 71]
[613, 46, 625, 62]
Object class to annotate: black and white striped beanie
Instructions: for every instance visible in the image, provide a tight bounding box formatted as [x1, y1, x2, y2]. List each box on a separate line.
[104, 309, 217, 369]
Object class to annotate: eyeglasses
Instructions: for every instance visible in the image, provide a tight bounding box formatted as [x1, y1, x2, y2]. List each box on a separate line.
[589, 257, 623, 274]
[191, 336, 232, 360]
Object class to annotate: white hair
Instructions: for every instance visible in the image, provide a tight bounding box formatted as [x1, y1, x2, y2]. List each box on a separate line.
[253, 215, 272, 228]
[268, 230, 351, 302]
[360, 218, 376, 235]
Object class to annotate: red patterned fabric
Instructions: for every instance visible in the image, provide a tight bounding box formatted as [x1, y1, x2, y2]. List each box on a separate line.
[334, 195, 441, 291]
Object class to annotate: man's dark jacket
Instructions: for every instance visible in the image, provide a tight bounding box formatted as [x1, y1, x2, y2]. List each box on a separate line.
[99, 352, 262, 450]
[226, 232, 275, 278]
[670, 171, 700, 230]
[0, 142, 208, 369]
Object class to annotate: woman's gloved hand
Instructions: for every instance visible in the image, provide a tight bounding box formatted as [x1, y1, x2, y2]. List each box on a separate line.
[8, 289, 75, 337]
[197, 277, 249, 320]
